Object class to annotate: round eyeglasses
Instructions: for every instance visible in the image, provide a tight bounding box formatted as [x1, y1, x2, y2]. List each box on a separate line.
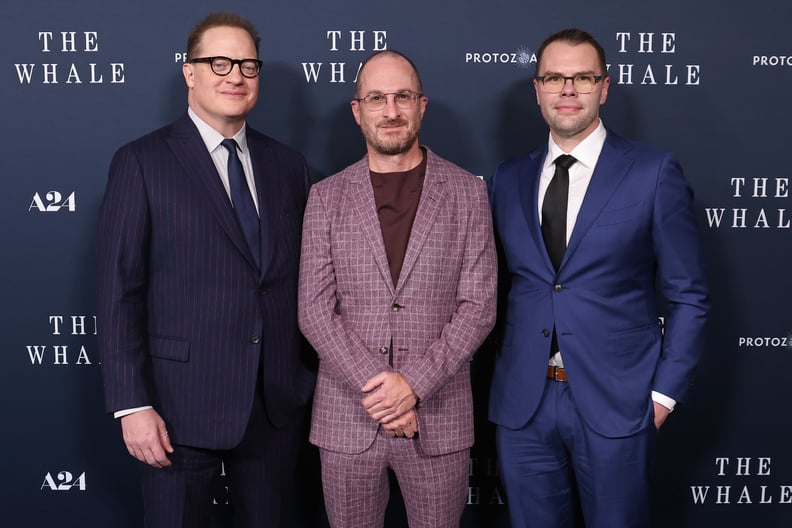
[354, 91, 423, 111]
[190, 56, 262, 78]
[535, 74, 606, 94]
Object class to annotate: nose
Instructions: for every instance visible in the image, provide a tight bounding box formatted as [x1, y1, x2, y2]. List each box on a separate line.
[382, 94, 402, 117]
[225, 63, 245, 82]
[560, 77, 577, 95]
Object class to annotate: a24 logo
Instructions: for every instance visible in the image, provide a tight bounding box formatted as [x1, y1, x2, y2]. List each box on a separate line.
[29, 191, 76, 212]
[41, 471, 86, 491]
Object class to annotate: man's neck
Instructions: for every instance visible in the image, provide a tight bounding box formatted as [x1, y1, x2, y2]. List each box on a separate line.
[367, 144, 424, 173]
[550, 118, 601, 153]
[188, 106, 245, 139]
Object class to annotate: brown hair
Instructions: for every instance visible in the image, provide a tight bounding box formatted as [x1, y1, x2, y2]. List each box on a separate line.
[536, 28, 607, 75]
[186, 12, 260, 60]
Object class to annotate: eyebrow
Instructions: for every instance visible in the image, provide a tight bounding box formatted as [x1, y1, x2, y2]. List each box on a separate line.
[363, 89, 417, 94]
[539, 70, 599, 76]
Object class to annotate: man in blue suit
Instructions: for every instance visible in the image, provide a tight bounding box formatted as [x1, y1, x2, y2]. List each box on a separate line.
[96, 12, 314, 528]
[489, 28, 709, 528]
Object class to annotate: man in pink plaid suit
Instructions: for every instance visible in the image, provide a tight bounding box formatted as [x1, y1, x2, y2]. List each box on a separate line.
[298, 50, 497, 527]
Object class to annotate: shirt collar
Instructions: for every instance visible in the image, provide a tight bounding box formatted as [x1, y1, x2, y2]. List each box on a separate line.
[545, 119, 607, 170]
[187, 106, 249, 155]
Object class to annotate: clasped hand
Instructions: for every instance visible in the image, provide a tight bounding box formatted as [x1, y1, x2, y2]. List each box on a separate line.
[361, 371, 419, 438]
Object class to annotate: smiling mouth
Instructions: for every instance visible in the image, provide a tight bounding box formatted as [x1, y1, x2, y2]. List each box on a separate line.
[379, 120, 406, 128]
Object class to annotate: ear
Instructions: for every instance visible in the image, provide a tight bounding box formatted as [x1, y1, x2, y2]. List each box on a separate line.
[599, 75, 611, 105]
[418, 95, 428, 120]
[533, 78, 541, 106]
[351, 100, 362, 126]
[183, 63, 195, 88]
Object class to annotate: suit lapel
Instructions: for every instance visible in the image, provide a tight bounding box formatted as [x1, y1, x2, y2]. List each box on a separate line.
[396, 150, 445, 295]
[563, 133, 634, 268]
[166, 116, 255, 270]
[348, 158, 395, 294]
[248, 131, 276, 277]
[518, 148, 556, 273]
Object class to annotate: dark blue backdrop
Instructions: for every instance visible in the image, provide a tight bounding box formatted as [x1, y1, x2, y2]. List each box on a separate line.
[3, 1, 791, 526]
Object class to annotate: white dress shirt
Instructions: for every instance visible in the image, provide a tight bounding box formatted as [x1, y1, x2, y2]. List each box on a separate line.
[188, 107, 260, 214]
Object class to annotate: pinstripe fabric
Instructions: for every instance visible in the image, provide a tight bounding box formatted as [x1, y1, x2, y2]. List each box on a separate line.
[138, 390, 306, 528]
[298, 147, 496, 458]
[97, 115, 313, 447]
[97, 112, 314, 461]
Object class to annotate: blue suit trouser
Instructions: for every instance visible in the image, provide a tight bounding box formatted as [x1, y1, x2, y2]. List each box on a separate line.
[496, 378, 656, 528]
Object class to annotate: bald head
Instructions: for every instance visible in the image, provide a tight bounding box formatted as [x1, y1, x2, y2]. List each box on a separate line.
[355, 50, 423, 98]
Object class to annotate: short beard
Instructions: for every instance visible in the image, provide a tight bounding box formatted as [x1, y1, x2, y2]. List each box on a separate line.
[365, 119, 420, 156]
[371, 136, 417, 156]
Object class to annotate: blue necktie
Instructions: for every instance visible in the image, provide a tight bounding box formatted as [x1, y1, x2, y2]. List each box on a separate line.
[221, 139, 260, 270]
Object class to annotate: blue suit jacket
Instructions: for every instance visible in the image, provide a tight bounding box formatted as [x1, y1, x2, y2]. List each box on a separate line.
[97, 114, 314, 450]
[488, 130, 709, 438]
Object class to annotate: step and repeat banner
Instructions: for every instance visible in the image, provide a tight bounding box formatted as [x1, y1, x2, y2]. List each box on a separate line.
[2, 0, 791, 526]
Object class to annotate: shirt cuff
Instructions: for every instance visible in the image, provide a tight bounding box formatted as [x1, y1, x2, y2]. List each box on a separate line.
[651, 391, 676, 412]
[114, 405, 153, 419]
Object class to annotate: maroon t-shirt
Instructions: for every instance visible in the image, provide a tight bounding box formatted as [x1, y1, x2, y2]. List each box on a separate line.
[369, 149, 427, 286]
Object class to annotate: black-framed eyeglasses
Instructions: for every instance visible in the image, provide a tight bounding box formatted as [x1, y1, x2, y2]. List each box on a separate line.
[354, 91, 424, 111]
[190, 56, 262, 78]
[535, 74, 606, 94]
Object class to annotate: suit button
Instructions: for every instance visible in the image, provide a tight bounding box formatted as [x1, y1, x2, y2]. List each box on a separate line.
[378, 346, 389, 354]
[542, 329, 550, 338]
[391, 303, 402, 312]
[258, 287, 267, 296]
[554, 284, 563, 293]
[251, 336, 261, 344]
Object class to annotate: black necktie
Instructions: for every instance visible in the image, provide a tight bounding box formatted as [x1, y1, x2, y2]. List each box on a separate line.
[542, 154, 576, 357]
[221, 139, 260, 270]
[541, 154, 577, 271]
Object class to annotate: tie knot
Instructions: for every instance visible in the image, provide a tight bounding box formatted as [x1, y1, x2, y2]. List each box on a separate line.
[221, 138, 239, 154]
[554, 154, 577, 170]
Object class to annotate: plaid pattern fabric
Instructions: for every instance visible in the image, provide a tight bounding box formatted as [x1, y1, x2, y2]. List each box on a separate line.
[319, 434, 469, 528]
[299, 148, 497, 456]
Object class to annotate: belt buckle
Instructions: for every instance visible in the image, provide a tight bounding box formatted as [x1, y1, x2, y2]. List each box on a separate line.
[548, 365, 567, 382]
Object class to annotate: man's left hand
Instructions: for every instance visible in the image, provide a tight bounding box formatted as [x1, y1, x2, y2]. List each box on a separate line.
[382, 409, 420, 438]
[653, 401, 671, 430]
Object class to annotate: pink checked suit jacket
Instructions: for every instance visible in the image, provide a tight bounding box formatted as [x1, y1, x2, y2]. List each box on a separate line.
[298, 148, 497, 456]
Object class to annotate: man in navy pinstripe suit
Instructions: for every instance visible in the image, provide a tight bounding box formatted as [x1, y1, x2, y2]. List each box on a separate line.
[96, 12, 315, 527]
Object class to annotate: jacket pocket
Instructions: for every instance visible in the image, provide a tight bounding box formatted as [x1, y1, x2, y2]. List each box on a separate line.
[607, 321, 660, 357]
[597, 201, 643, 226]
[149, 335, 190, 362]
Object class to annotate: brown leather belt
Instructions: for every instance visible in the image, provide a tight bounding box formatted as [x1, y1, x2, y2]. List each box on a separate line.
[547, 365, 568, 382]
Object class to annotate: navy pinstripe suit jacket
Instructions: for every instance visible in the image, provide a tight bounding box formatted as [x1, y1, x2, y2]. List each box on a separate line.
[97, 114, 315, 450]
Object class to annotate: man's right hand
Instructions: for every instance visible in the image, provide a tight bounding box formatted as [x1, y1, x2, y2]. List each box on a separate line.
[120, 408, 174, 468]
